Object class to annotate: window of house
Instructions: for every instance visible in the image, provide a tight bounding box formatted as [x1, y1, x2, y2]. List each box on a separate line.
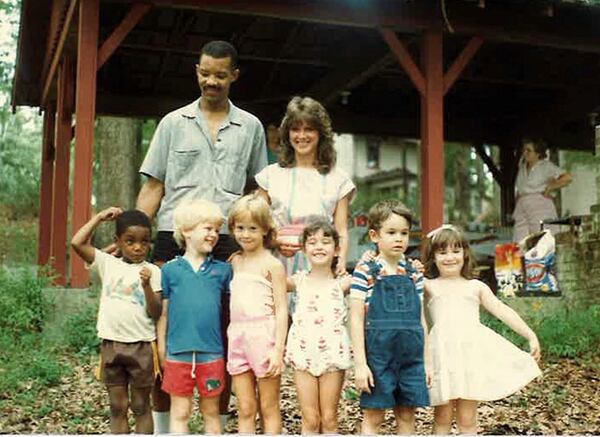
[367, 137, 380, 169]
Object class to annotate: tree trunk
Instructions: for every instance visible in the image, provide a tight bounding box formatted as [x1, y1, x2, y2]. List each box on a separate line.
[94, 116, 141, 248]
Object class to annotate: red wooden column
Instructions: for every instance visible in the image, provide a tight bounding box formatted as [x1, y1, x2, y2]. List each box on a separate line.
[71, 0, 99, 288]
[37, 106, 56, 268]
[420, 29, 445, 233]
[50, 56, 74, 286]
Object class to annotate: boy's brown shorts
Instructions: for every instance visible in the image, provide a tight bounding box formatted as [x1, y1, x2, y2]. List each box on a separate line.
[99, 340, 157, 388]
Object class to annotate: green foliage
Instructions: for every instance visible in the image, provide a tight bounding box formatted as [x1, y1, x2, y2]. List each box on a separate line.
[481, 302, 600, 360]
[63, 303, 101, 355]
[535, 305, 600, 358]
[0, 267, 68, 394]
[0, 211, 38, 265]
[0, 267, 52, 338]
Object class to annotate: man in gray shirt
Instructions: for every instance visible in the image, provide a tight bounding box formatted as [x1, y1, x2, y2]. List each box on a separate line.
[136, 40, 266, 432]
[137, 40, 267, 263]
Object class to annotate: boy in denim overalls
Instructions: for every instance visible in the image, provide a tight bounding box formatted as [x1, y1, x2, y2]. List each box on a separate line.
[350, 200, 430, 434]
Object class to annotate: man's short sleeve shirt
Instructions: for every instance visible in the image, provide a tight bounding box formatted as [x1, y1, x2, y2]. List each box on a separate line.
[161, 256, 232, 355]
[140, 98, 267, 232]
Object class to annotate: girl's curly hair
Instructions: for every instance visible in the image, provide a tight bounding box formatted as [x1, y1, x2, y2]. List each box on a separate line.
[278, 96, 336, 174]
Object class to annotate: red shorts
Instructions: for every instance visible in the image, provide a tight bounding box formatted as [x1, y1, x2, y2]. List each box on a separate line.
[162, 358, 225, 398]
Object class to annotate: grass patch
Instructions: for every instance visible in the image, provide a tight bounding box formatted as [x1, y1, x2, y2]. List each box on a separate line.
[481, 301, 600, 360]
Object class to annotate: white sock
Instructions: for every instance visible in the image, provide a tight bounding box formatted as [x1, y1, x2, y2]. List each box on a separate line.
[219, 413, 230, 431]
[152, 411, 170, 434]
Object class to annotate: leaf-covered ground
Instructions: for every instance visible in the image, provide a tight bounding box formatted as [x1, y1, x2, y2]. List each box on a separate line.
[1, 356, 598, 434]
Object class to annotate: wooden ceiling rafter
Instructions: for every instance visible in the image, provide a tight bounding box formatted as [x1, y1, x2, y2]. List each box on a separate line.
[40, 0, 78, 108]
[260, 22, 303, 97]
[118, 41, 332, 67]
[97, 2, 152, 70]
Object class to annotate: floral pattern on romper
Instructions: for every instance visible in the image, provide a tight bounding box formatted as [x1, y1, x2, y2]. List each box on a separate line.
[285, 271, 352, 376]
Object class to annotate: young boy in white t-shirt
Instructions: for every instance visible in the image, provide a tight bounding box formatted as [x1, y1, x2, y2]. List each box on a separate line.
[71, 207, 162, 434]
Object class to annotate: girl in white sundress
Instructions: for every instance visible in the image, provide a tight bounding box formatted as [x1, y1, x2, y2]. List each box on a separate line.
[422, 225, 542, 435]
[285, 217, 353, 434]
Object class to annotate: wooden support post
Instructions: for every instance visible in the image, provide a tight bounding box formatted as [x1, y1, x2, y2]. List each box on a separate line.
[71, 0, 99, 288]
[420, 29, 445, 233]
[37, 106, 56, 268]
[97, 3, 152, 70]
[51, 56, 74, 286]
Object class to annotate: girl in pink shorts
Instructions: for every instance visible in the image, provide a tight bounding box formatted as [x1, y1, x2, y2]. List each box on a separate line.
[227, 194, 288, 434]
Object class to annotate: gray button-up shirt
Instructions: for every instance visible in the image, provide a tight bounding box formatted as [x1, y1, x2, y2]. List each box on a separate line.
[139, 98, 267, 232]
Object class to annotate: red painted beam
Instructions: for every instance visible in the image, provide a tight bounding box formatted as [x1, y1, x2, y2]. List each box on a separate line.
[71, 0, 99, 288]
[420, 29, 445, 233]
[97, 3, 152, 70]
[41, 0, 78, 108]
[50, 57, 74, 286]
[379, 28, 426, 96]
[443, 36, 483, 95]
[37, 107, 56, 269]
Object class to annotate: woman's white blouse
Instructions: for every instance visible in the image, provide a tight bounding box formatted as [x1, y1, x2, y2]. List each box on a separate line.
[515, 159, 564, 195]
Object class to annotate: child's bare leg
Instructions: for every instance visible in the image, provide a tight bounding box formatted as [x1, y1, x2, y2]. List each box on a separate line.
[393, 405, 416, 435]
[318, 370, 345, 434]
[455, 399, 478, 434]
[107, 385, 130, 434]
[232, 371, 258, 434]
[362, 408, 385, 435]
[170, 394, 193, 434]
[433, 402, 454, 435]
[295, 370, 321, 434]
[131, 386, 153, 434]
[257, 375, 282, 434]
[200, 395, 222, 434]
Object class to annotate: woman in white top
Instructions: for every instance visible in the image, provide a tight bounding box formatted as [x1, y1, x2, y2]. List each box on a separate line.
[513, 138, 572, 242]
[255, 96, 355, 278]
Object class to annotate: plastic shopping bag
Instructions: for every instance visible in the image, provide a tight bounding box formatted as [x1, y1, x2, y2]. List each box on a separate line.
[518, 230, 560, 295]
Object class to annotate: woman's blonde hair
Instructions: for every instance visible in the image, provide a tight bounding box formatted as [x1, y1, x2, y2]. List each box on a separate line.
[278, 96, 336, 174]
[228, 193, 277, 248]
[422, 225, 476, 279]
[172, 199, 223, 248]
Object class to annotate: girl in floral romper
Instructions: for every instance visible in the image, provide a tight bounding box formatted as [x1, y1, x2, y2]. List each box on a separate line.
[285, 217, 352, 434]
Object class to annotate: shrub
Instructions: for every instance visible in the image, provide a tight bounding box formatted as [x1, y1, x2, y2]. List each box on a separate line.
[0, 267, 52, 338]
[63, 303, 100, 355]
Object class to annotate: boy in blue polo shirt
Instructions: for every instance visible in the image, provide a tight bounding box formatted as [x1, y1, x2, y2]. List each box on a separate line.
[350, 200, 431, 434]
[157, 199, 232, 434]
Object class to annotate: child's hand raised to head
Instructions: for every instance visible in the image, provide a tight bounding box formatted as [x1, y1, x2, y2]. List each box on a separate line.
[354, 363, 374, 394]
[264, 348, 284, 377]
[529, 335, 541, 361]
[139, 266, 152, 286]
[98, 206, 123, 222]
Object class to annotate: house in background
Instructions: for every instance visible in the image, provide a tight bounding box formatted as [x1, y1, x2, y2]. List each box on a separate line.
[335, 133, 419, 209]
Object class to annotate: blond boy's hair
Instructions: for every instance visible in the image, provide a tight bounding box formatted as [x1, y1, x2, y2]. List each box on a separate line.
[228, 193, 277, 248]
[173, 199, 223, 248]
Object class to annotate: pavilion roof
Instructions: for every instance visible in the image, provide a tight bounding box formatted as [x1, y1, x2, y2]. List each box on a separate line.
[12, 0, 600, 150]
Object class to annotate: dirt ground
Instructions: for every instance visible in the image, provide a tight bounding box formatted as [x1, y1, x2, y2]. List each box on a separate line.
[1, 355, 598, 434]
